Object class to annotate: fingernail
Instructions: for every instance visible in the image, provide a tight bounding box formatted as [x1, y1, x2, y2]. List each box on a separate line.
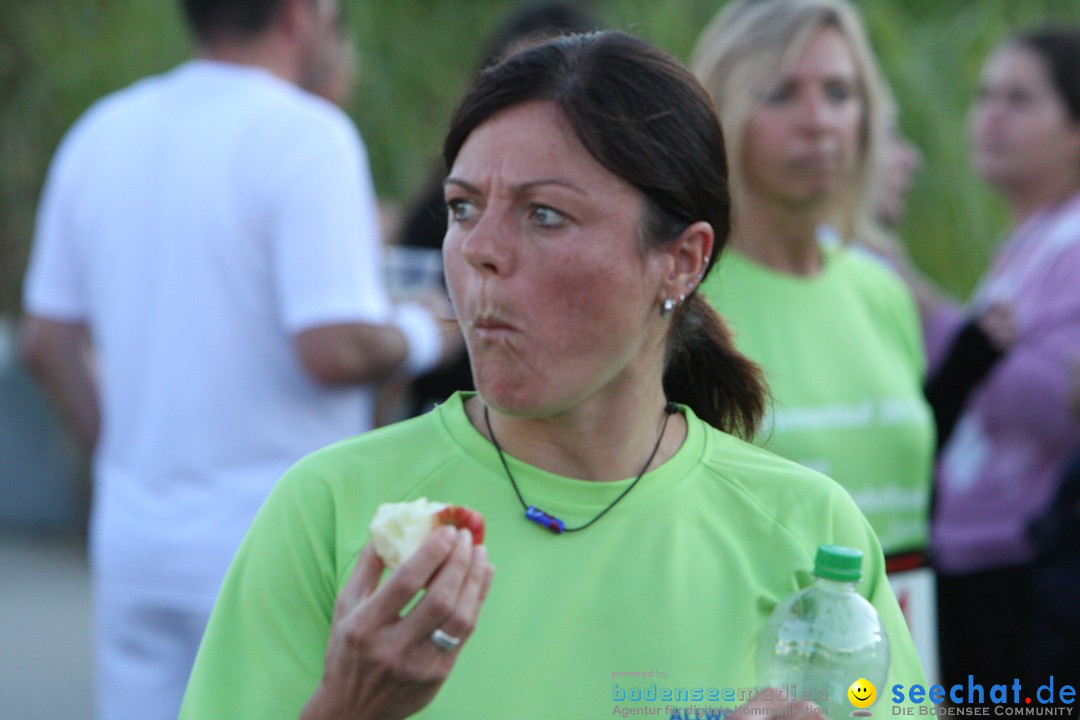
[459, 527, 473, 545]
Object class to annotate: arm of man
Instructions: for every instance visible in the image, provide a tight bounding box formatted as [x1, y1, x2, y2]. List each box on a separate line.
[295, 322, 408, 386]
[20, 315, 99, 453]
[294, 294, 463, 387]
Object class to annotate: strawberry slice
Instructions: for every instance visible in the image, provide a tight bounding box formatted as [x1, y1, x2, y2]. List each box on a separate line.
[434, 505, 486, 545]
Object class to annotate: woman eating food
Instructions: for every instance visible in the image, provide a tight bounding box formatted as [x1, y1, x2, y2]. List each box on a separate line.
[180, 30, 925, 720]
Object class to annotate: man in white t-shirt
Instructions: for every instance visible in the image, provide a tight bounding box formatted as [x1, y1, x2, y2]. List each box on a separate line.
[19, 1, 458, 718]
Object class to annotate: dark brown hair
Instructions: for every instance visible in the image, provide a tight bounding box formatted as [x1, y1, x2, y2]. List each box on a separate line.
[443, 30, 766, 438]
[180, 0, 287, 45]
[479, 1, 602, 70]
[1014, 25, 1080, 122]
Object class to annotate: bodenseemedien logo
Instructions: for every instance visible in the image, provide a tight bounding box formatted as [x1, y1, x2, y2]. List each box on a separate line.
[849, 678, 878, 717]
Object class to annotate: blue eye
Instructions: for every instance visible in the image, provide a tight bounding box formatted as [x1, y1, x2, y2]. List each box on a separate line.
[1006, 88, 1034, 109]
[446, 198, 477, 222]
[824, 81, 855, 103]
[531, 205, 567, 228]
[763, 85, 793, 104]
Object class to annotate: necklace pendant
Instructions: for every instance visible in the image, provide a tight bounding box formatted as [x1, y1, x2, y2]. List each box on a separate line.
[525, 506, 565, 534]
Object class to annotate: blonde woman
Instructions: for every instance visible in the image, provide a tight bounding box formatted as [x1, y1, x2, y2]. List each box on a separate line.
[693, 0, 935, 564]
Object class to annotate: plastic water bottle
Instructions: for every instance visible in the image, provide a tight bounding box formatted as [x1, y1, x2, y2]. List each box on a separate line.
[757, 545, 890, 719]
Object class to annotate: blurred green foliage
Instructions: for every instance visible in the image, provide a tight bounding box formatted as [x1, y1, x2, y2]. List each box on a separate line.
[4, 0, 1080, 315]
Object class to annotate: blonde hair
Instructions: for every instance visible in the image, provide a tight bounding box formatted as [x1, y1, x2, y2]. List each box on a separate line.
[691, 0, 889, 240]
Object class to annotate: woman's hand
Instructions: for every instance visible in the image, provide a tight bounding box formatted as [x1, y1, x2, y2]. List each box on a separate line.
[300, 526, 494, 720]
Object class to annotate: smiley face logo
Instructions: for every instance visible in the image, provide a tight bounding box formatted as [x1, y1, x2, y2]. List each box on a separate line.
[848, 678, 877, 709]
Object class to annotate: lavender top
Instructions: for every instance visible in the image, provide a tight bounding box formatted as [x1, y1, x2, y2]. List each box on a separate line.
[928, 191, 1080, 573]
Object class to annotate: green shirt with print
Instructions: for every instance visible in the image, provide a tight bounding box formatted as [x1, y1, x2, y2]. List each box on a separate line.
[700, 246, 935, 556]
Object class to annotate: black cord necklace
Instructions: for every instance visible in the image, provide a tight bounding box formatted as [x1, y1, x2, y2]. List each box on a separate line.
[483, 402, 678, 534]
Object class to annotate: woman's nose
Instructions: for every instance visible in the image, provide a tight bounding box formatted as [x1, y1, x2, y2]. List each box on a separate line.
[895, 137, 923, 174]
[459, 207, 512, 276]
[800, 91, 835, 130]
[971, 100, 1003, 137]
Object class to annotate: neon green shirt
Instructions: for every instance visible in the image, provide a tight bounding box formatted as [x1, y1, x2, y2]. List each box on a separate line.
[700, 248, 935, 555]
[180, 392, 926, 719]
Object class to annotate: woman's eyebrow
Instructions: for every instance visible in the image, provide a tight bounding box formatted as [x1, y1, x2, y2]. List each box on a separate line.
[444, 176, 588, 197]
[516, 178, 589, 196]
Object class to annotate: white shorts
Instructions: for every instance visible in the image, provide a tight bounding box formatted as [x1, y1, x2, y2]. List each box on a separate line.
[94, 592, 212, 720]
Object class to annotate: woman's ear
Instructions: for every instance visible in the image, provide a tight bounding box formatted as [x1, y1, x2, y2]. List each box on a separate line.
[659, 221, 714, 303]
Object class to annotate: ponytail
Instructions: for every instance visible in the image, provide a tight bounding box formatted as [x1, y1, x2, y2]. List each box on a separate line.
[663, 294, 766, 439]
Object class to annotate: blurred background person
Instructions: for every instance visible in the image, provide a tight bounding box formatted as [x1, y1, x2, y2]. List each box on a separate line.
[817, 88, 931, 309]
[691, 0, 938, 677]
[692, 0, 935, 567]
[851, 99, 925, 267]
[1025, 358, 1080, 683]
[845, 98, 955, 347]
[301, 0, 356, 108]
[387, 1, 603, 421]
[876, 113, 924, 231]
[922, 25, 1080, 689]
[18, 0, 458, 717]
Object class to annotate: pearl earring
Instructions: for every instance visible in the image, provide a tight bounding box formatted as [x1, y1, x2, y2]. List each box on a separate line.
[660, 297, 677, 318]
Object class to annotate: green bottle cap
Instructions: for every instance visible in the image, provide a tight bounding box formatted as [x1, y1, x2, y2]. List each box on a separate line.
[813, 544, 863, 582]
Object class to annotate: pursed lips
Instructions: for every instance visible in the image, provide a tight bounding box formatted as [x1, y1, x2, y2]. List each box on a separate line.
[791, 151, 835, 170]
[471, 314, 517, 339]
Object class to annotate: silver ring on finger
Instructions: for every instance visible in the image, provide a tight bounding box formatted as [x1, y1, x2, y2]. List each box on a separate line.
[430, 628, 462, 652]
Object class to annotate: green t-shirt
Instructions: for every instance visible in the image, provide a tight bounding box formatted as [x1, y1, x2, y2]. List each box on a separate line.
[180, 392, 926, 720]
[700, 248, 935, 555]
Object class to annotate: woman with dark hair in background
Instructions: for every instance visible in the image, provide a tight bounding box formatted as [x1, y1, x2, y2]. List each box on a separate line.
[180, 30, 924, 719]
[924, 26, 1080, 689]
